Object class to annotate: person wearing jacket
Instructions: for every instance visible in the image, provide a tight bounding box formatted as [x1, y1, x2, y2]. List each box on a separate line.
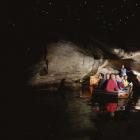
[115, 74, 124, 90]
[106, 73, 119, 92]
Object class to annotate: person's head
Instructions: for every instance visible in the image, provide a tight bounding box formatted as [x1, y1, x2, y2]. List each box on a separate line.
[115, 74, 120, 79]
[98, 73, 104, 79]
[122, 65, 125, 69]
[116, 74, 123, 82]
[111, 73, 116, 80]
[124, 75, 128, 80]
[106, 73, 110, 80]
[121, 76, 124, 80]
[119, 76, 123, 81]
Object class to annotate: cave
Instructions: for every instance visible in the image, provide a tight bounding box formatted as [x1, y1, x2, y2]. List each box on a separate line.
[8, 1, 140, 140]
[20, 34, 140, 140]
[24, 34, 140, 90]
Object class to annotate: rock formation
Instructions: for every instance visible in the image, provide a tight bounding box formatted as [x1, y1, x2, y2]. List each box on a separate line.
[27, 40, 140, 88]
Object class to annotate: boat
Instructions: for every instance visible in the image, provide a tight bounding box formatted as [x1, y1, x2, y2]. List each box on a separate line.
[93, 85, 133, 99]
[80, 75, 133, 99]
[80, 83, 133, 99]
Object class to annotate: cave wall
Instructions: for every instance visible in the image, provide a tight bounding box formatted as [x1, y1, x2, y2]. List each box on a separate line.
[30, 41, 101, 85]
[29, 40, 140, 87]
[47, 42, 94, 75]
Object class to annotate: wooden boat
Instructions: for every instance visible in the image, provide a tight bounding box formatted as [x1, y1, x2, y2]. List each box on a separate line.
[93, 85, 133, 99]
[80, 83, 133, 99]
[80, 75, 133, 99]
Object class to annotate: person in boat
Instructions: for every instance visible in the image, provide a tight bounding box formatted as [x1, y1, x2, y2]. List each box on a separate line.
[115, 74, 124, 90]
[115, 75, 129, 96]
[106, 73, 110, 80]
[89, 74, 100, 94]
[120, 65, 132, 77]
[102, 73, 110, 89]
[106, 73, 119, 92]
[119, 75, 133, 95]
[120, 65, 127, 76]
[97, 73, 105, 89]
[122, 75, 130, 88]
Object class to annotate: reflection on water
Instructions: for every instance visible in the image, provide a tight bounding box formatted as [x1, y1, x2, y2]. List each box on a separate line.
[23, 88, 140, 140]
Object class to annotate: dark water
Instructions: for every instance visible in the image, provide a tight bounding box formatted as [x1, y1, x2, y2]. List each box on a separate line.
[20, 88, 140, 140]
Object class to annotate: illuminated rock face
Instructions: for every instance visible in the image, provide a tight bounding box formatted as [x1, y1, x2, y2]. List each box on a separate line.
[112, 48, 140, 62]
[29, 41, 140, 86]
[30, 41, 101, 85]
[47, 42, 95, 76]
